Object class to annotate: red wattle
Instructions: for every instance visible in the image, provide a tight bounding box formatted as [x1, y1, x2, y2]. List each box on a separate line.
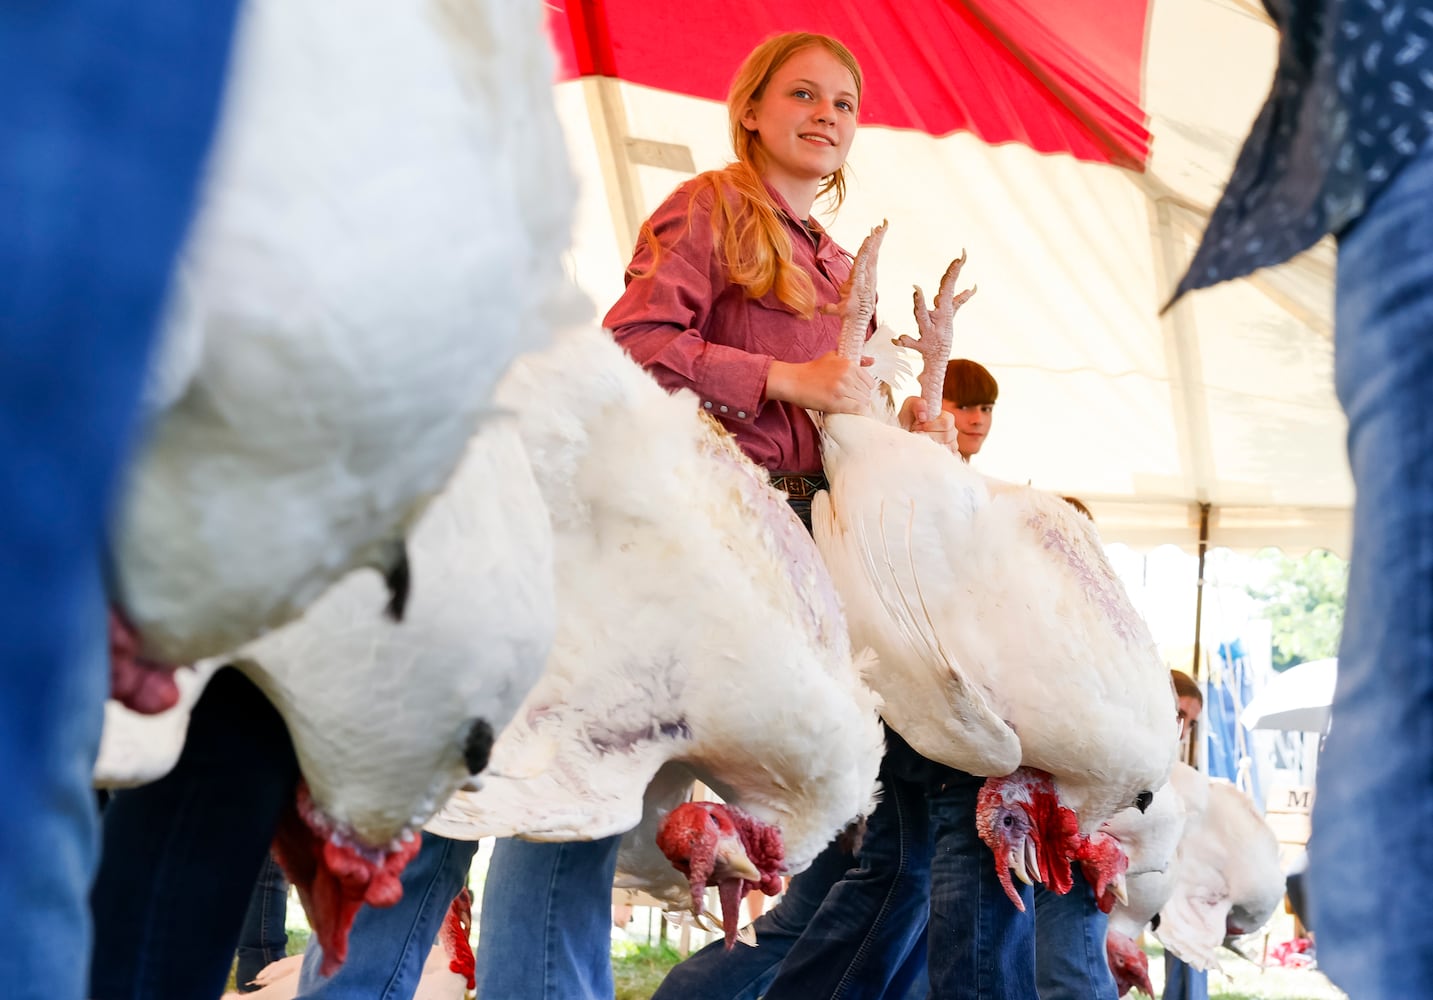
[441, 887, 476, 989]
[270, 784, 423, 977]
[108, 610, 182, 714]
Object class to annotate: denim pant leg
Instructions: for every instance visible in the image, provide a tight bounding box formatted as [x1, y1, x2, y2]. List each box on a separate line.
[236, 852, 291, 991]
[1031, 866, 1115, 1000]
[0, 578, 108, 1000]
[0, 5, 239, 997]
[890, 933, 930, 1000]
[925, 770, 1036, 1000]
[652, 837, 856, 1000]
[1160, 955, 1208, 1000]
[762, 754, 932, 1000]
[1310, 135, 1433, 1000]
[298, 832, 479, 999]
[474, 835, 622, 1000]
[90, 667, 301, 1000]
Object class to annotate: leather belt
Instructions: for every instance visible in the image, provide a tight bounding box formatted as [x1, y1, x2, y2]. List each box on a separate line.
[769, 473, 829, 501]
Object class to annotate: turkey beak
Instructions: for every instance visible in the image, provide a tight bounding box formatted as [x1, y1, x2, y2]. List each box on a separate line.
[1023, 837, 1043, 884]
[1109, 872, 1129, 907]
[1008, 848, 1033, 886]
[719, 844, 761, 884]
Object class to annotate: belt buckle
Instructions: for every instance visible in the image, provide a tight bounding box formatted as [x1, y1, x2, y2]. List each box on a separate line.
[773, 474, 819, 500]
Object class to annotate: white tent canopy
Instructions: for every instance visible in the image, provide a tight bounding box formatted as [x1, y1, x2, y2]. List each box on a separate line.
[550, 0, 1350, 555]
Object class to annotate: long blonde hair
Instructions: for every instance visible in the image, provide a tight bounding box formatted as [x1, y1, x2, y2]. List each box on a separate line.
[634, 33, 863, 318]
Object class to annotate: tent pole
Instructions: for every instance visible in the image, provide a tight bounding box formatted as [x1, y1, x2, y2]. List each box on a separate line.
[1187, 502, 1211, 766]
[580, 76, 645, 257]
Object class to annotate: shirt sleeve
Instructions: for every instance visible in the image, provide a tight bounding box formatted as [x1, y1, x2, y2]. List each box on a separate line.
[604, 187, 771, 421]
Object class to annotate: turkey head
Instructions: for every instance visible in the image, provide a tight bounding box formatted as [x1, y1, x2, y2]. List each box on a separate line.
[656, 801, 784, 948]
[1106, 929, 1154, 996]
[975, 768, 1081, 909]
[1078, 829, 1132, 913]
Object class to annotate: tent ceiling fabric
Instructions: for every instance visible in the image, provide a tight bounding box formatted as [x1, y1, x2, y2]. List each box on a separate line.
[548, 0, 1152, 167]
[547, 0, 1351, 556]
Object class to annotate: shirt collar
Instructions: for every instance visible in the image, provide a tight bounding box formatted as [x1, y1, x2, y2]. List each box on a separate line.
[762, 180, 847, 264]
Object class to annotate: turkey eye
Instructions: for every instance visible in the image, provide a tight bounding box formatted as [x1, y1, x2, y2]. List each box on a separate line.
[1002, 814, 1014, 827]
[1134, 790, 1153, 813]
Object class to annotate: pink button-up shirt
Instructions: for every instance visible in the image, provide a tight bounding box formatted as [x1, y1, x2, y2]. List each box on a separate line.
[605, 179, 863, 474]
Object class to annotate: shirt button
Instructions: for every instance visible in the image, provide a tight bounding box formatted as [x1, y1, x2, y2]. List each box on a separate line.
[737, 411, 746, 418]
[704, 401, 713, 409]
[720, 405, 729, 413]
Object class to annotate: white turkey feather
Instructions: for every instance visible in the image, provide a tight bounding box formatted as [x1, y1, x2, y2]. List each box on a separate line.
[93, 660, 224, 789]
[112, 0, 579, 664]
[813, 410, 1177, 832]
[1105, 761, 1200, 942]
[1155, 775, 1285, 971]
[426, 324, 886, 909]
[1102, 768, 1187, 879]
[97, 418, 554, 853]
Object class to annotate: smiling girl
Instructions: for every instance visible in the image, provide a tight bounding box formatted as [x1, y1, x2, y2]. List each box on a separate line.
[607, 32, 954, 479]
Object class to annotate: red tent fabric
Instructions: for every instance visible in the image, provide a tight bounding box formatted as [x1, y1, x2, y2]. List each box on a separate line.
[547, 0, 1152, 168]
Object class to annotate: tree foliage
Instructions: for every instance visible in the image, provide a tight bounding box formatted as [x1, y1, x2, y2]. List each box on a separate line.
[1245, 550, 1348, 671]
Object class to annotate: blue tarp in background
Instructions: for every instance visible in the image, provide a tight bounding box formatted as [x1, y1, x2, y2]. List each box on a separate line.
[1204, 638, 1263, 808]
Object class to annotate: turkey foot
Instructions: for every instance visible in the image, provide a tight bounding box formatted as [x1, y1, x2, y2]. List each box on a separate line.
[899, 251, 977, 415]
[834, 220, 888, 360]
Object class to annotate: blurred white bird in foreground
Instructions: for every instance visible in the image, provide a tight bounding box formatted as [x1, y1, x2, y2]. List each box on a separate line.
[98, 417, 554, 973]
[106, 0, 576, 716]
[97, 0, 578, 969]
[427, 324, 885, 947]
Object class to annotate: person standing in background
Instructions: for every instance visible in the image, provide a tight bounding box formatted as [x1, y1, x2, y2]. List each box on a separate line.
[1163, 669, 1206, 1000]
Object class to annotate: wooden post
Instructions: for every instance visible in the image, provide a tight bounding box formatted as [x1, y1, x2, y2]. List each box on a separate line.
[1186, 502, 1211, 766]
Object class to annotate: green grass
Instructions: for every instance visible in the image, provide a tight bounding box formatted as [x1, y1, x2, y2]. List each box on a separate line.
[613, 941, 684, 1000]
[221, 874, 1346, 1000]
[606, 931, 1348, 1000]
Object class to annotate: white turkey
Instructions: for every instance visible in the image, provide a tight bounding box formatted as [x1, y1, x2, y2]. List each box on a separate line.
[425, 322, 886, 946]
[96, 417, 554, 973]
[810, 226, 1178, 909]
[107, 0, 577, 714]
[1103, 761, 1201, 997]
[1106, 866, 1178, 997]
[1153, 773, 1285, 972]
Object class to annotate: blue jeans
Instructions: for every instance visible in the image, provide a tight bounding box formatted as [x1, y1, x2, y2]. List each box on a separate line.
[236, 853, 291, 992]
[1310, 133, 1433, 999]
[1031, 866, 1115, 1000]
[90, 667, 301, 1000]
[760, 734, 932, 1000]
[924, 767, 1036, 999]
[473, 835, 623, 999]
[297, 832, 479, 998]
[894, 869, 1104, 1000]
[1161, 954, 1208, 1000]
[760, 732, 1034, 1000]
[651, 837, 858, 1000]
[0, 3, 237, 997]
